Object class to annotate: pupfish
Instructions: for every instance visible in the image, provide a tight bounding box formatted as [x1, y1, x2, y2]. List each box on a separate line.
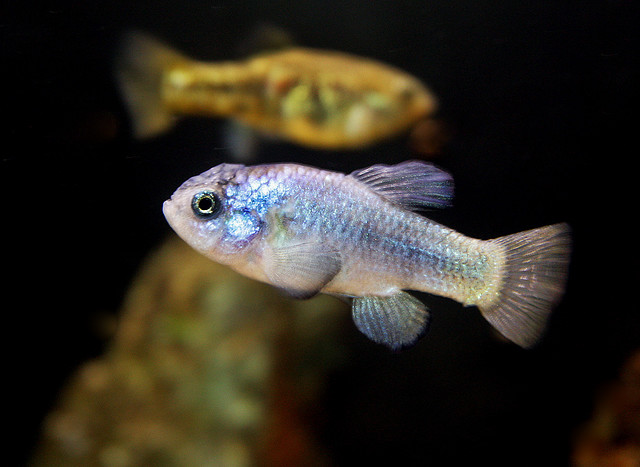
[163, 161, 571, 349]
[117, 32, 436, 150]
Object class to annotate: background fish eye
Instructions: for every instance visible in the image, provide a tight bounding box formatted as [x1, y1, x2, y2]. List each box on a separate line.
[191, 191, 222, 219]
[399, 86, 416, 101]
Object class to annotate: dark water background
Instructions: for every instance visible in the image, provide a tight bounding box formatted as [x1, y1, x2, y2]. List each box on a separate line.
[4, 1, 637, 465]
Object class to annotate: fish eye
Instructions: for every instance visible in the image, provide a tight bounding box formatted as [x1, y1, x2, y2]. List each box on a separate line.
[399, 86, 415, 101]
[191, 191, 222, 219]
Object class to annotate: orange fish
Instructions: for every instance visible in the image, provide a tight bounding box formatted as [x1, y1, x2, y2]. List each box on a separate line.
[117, 32, 437, 150]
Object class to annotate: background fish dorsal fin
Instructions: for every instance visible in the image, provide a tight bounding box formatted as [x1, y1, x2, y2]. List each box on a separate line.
[235, 23, 296, 57]
[350, 160, 454, 210]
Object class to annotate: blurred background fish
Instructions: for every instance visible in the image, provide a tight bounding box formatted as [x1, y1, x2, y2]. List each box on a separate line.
[116, 31, 438, 159]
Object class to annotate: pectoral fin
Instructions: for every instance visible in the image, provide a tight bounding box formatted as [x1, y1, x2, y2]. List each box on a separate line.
[264, 242, 342, 299]
[351, 292, 431, 350]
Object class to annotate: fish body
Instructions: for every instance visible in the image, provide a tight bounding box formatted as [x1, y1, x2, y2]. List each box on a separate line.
[163, 161, 571, 349]
[117, 33, 436, 149]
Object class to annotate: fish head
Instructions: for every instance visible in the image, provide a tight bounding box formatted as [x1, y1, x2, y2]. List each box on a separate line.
[393, 76, 437, 121]
[352, 76, 437, 139]
[163, 163, 264, 266]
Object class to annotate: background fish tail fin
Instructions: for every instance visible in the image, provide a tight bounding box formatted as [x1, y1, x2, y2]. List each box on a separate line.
[116, 31, 186, 138]
[479, 223, 571, 347]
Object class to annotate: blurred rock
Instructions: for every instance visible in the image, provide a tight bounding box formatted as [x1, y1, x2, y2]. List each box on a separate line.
[573, 349, 640, 467]
[32, 235, 348, 467]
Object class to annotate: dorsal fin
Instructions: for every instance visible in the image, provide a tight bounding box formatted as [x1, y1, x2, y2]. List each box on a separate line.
[349, 160, 454, 211]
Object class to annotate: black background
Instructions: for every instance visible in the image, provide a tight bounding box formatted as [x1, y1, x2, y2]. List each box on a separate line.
[4, 1, 637, 465]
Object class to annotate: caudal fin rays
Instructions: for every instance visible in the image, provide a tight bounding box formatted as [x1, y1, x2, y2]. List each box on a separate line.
[479, 223, 571, 348]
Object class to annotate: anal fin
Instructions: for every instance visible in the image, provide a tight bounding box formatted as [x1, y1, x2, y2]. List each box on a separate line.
[351, 292, 431, 350]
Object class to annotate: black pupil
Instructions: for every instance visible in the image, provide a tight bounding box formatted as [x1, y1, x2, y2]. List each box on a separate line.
[198, 196, 214, 212]
[192, 191, 220, 218]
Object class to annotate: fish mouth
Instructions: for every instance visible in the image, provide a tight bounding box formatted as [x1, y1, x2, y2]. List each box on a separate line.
[163, 197, 187, 240]
[162, 198, 176, 225]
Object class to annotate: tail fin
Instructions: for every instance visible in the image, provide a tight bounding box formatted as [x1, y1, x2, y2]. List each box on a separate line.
[115, 31, 187, 138]
[479, 223, 571, 348]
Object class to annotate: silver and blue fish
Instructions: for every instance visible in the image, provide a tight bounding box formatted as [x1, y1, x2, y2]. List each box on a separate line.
[163, 161, 571, 349]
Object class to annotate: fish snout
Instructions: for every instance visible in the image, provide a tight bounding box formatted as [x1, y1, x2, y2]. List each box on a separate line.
[162, 198, 177, 225]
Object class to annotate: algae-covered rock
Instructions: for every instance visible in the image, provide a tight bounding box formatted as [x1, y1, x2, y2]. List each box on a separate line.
[32, 235, 348, 467]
